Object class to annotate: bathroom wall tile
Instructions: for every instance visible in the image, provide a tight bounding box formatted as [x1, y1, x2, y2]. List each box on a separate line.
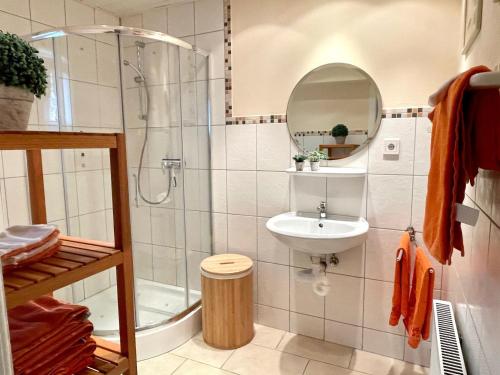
[362, 328, 405, 360]
[152, 245, 177, 285]
[167, 2, 194, 37]
[368, 118, 415, 175]
[257, 217, 289, 265]
[0, 0, 29, 18]
[227, 214, 257, 259]
[414, 117, 432, 176]
[76, 170, 105, 214]
[209, 79, 225, 125]
[411, 175, 427, 232]
[475, 170, 496, 216]
[4, 177, 30, 225]
[256, 124, 291, 171]
[44, 174, 67, 222]
[70, 81, 100, 127]
[151, 207, 176, 247]
[185, 210, 201, 251]
[96, 42, 120, 87]
[182, 127, 199, 168]
[258, 261, 289, 310]
[2, 151, 26, 178]
[42, 149, 62, 174]
[133, 242, 153, 280]
[75, 149, 103, 171]
[226, 124, 256, 170]
[142, 7, 167, 33]
[257, 171, 289, 217]
[291, 176, 327, 213]
[326, 176, 366, 217]
[79, 210, 107, 241]
[196, 80, 209, 126]
[94, 10, 119, 44]
[195, 31, 224, 80]
[325, 320, 362, 349]
[367, 174, 413, 230]
[363, 279, 404, 335]
[99, 86, 121, 128]
[198, 126, 210, 169]
[0, 11, 30, 35]
[403, 339, 431, 367]
[327, 244, 365, 278]
[30, 0, 65, 26]
[210, 125, 226, 169]
[211, 169, 227, 213]
[121, 14, 142, 28]
[290, 312, 324, 340]
[365, 228, 403, 282]
[257, 304, 290, 331]
[227, 171, 257, 215]
[325, 274, 363, 326]
[195, 0, 224, 34]
[83, 270, 110, 298]
[290, 267, 324, 317]
[65, 0, 94, 25]
[130, 205, 151, 243]
[212, 213, 227, 253]
[183, 169, 200, 210]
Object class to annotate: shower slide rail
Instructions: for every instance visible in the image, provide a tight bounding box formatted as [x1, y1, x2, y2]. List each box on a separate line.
[0, 131, 137, 375]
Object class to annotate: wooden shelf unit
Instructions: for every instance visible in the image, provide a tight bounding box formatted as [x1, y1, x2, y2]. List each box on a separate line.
[0, 131, 137, 375]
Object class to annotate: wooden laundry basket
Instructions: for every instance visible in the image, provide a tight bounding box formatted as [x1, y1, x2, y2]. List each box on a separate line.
[201, 254, 254, 349]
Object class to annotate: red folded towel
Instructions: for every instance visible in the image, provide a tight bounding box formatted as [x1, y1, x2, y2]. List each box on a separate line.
[389, 232, 411, 326]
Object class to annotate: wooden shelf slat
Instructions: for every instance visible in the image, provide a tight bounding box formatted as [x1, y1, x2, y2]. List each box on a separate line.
[75, 338, 129, 375]
[0, 131, 118, 150]
[4, 237, 123, 309]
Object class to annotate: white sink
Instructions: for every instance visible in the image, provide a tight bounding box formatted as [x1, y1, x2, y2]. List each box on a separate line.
[266, 212, 369, 255]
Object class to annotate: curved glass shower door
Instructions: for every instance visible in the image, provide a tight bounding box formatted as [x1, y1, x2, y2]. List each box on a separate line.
[26, 26, 212, 335]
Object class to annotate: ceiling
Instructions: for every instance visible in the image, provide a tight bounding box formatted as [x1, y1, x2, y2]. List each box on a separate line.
[80, 0, 192, 16]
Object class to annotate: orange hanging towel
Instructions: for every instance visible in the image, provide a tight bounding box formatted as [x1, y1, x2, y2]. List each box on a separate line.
[404, 248, 435, 348]
[424, 66, 500, 265]
[389, 232, 411, 326]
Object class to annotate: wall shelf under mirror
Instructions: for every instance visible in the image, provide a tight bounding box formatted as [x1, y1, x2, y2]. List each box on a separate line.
[285, 166, 367, 177]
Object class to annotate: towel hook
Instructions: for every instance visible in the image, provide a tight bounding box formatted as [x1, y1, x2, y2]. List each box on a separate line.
[406, 226, 416, 242]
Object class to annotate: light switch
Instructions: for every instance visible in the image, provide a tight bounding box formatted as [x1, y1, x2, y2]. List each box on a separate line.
[384, 138, 400, 155]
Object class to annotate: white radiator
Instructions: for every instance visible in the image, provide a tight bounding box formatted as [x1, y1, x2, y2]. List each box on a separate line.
[430, 300, 467, 375]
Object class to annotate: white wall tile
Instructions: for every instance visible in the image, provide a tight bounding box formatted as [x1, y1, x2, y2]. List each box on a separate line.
[257, 171, 289, 217]
[227, 171, 256, 215]
[130, 205, 151, 243]
[325, 274, 363, 326]
[153, 245, 177, 285]
[363, 279, 404, 335]
[257, 217, 289, 265]
[367, 174, 413, 230]
[291, 176, 326, 213]
[142, 6, 167, 33]
[327, 244, 365, 278]
[133, 242, 153, 280]
[83, 270, 110, 298]
[167, 2, 194, 37]
[30, 0, 65, 26]
[151, 207, 176, 247]
[0, 11, 30, 34]
[4, 177, 30, 225]
[365, 228, 403, 282]
[211, 169, 227, 213]
[414, 117, 432, 176]
[2, 151, 26, 178]
[65, 0, 94, 25]
[411, 175, 427, 232]
[362, 328, 405, 360]
[290, 267, 324, 317]
[70, 81, 100, 127]
[226, 125, 256, 170]
[212, 212, 227, 253]
[76, 170, 105, 214]
[121, 14, 142, 28]
[210, 125, 226, 169]
[79, 210, 107, 241]
[257, 304, 289, 331]
[209, 79, 226, 125]
[258, 261, 289, 310]
[326, 176, 366, 217]
[368, 118, 415, 175]
[96, 42, 119, 87]
[195, 0, 223, 34]
[325, 320, 362, 349]
[227, 214, 257, 259]
[256, 124, 291, 171]
[195, 31, 224, 80]
[290, 312, 324, 340]
[0, 0, 29, 18]
[44, 174, 67, 222]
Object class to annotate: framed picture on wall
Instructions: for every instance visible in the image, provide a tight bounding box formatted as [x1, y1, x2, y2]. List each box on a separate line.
[462, 0, 482, 54]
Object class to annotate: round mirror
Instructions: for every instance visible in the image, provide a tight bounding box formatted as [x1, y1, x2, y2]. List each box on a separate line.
[287, 63, 382, 160]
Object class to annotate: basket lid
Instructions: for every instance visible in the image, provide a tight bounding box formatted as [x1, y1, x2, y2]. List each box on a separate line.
[200, 253, 253, 278]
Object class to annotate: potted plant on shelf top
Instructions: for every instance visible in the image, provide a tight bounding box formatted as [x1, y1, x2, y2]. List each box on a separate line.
[307, 150, 327, 171]
[0, 31, 47, 130]
[331, 124, 349, 144]
[292, 153, 307, 171]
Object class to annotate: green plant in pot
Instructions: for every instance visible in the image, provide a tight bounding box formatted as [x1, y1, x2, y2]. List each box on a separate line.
[292, 153, 307, 171]
[0, 31, 47, 130]
[307, 150, 327, 171]
[331, 124, 349, 144]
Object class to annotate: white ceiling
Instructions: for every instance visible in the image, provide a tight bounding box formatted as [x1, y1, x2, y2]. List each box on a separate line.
[80, 0, 192, 16]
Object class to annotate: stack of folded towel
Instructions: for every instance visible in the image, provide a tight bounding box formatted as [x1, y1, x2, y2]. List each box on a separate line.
[8, 296, 96, 375]
[1, 225, 61, 272]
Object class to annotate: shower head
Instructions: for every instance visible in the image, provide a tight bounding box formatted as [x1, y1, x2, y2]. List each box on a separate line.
[123, 59, 145, 83]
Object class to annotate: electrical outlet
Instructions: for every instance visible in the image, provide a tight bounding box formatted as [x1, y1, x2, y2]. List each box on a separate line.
[384, 138, 400, 155]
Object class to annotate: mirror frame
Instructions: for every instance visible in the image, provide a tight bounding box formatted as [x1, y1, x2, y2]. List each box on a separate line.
[286, 62, 383, 159]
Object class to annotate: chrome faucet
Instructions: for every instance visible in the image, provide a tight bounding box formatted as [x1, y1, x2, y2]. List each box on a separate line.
[317, 201, 327, 219]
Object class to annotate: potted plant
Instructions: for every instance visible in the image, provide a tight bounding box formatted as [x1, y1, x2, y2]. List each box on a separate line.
[307, 150, 327, 171]
[0, 32, 47, 130]
[292, 154, 307, 171]
[331, 124, 349, 144]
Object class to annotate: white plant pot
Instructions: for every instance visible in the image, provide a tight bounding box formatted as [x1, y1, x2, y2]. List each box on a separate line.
[335, 136, 346, 144]
[0, 84, 34, 131]
[295, 161, 305, 171]
[310, 161, 320, 171]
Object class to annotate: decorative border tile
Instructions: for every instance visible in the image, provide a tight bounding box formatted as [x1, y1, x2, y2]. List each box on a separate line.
[222, 0, 432, 125]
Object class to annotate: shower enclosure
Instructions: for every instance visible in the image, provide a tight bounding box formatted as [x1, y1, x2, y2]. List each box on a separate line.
[25, 26, 212, 357]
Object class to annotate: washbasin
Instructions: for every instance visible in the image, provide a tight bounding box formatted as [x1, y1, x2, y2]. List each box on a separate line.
[266, 212, 369, 255]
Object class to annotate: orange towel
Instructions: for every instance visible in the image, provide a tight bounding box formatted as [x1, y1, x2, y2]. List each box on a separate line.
[389, 232, 411, 326]
[404, 248, 435, 348]
[424, 65, 500, 265]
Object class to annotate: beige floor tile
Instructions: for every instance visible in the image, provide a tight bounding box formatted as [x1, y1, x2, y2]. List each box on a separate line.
[304, 361, 364, 375]
[252, 323, 286, 349]
[349, 350, 429, 375]
[277, 332, 353, 367]
[173, 339, 235, 368]
[174, 359, 236, 374]
[223, 343, 308, 375]
[138, 353, 185, 375]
